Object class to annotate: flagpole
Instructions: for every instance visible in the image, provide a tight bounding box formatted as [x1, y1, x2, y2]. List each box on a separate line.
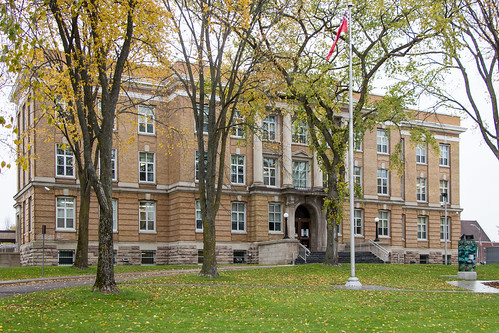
[345, 0, 362, 289]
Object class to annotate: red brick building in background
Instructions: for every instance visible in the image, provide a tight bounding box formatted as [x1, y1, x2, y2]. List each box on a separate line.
[12, 79, 466, 266]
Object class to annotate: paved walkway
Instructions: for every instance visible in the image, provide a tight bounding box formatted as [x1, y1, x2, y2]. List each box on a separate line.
[0, 266, 497, 299]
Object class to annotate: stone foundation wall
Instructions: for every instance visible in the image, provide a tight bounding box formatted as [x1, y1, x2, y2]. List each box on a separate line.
[215, 245, 233, 264]
[157, 245, 197, 265]
[20, 242, 58, 266]
[116, 245, 141, 265]
[404, 251, 420, 264]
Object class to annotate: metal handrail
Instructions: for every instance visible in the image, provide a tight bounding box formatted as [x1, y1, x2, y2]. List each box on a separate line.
[298, 243, 311, 263]
[353, 240, 390, 263]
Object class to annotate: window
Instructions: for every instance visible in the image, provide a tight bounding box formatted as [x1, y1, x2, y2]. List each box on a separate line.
[231, 202, 246, 232]
[139, 152, 155, 183]
[354, 134, 363, 151]
[354, 209, 363, 236]
[378, 210, 389, 237]
[195, 150, 208, 181]
[112, 199, 118, 232]
[111, 148, 117, 181]
[56, 197, 75, 230]
[195, 200, 203, 232]
[440, 217, 450, 241]
[230, 154, 245, 185]
[138, 105, 155, 134]
[354, 166, 362, 189]
[56, 144, 74, 177]
[196, 104, 209, 133]
[417, 216, 428, 240]
[439, 144, 450, 166]
[377, 168, 389, 195]
[416, 143, 427, 164]
[440, 180, 449, 204]
[293, 161, 308, 188]
[233, 250, 246, 263]
[416, 177, 427, 202]
[263, 157, 277, 186]
[292, 118, 307, 144]
[377, 129, 388, 154]
[231, 110, 244, 138]
[141, 250, 156, 265]
[58, 250, 74, 266]
[139, 201, 155, 232]
[263, 115, 277, 141]
[268, 203, 282, 232]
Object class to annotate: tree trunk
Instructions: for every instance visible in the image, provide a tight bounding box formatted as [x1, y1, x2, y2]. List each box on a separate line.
[74, 170, 90, 270]
[199, 211, 218, 278]
[324, 211, 340, 266]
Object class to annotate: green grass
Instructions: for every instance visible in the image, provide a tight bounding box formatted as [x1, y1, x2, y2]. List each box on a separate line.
[0, 264, 498, 332]
[0, 265, 199, 281]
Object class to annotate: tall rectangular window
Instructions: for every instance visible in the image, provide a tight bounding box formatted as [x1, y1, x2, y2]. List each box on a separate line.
[263, 115, 277, 141]
[231, 202, 246, 232]
[112, 199, 118, 232]
[56, 144, 74, 177]
[139, 152, 155, 183]
[417, 216, 428, 240]
[377, 168, 389, 195]
[263, 157, 277, 186]
[195, 200, 203, 232]
[440, 179, 450, 204]
[196, 104, 209, 134]
[111, 148, 117, 181]
[292, 118, 307, 144]
[231, 110, 244, 138]
[139, 201, 156, 232]
[195, 151, 208, 181]
[416, 143, 427, 164]
[440, 217, 450, 241]
[416, 177, 427, 202]
[378, 210, 389, 237]
[354, 166, 362, 189]
[138, 105, 155, 134]
[293, 161, 308, 188]
[439, 144, 450, 166]
[354, 209, 363, 236]
[268, 203, 282, 232]
[56, 197, 75, 230]
[377, 129, 388, 154]
[354, 135, 362, 151]
[230, 154, 245, 185]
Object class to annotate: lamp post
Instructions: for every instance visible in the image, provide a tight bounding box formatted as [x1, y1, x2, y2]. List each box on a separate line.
[283, 212, 289, 239]
[374, 217, 380, 242]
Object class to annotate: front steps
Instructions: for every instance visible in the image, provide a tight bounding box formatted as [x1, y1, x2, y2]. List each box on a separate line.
[295, 251, 388, 265]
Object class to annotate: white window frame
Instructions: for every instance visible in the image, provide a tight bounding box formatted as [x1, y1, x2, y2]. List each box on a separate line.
[354, 135, 363, 152]
[268, 203, 282, 233]
[112, 199, 118, 232]
[263, 157, 277, 187]
[377, 168, 389, 195]
[440, 217, 451, 242]
[138, 105, 155, 135]
[416, 177, 427, 202]
[439, 144, 450, 166]
[230, 154, 245, 185]
[416, 143, 427, 164]
[195, 200, 203, 232]
[377, 129, 389, 154]
[56, 197, 75, 231]
[378, 210, 390, 237]
[139, 152, 155, 183]
[354, 166, 362, 189]
[292, 118, 308, 144]
[417, 216, 428, 240]
[263, 115, 277, 141]
[231, 202, 246, 233]
[292, 160, 309, 189]
[354, 209, 363, 236]
[440, 179, 450, 204]
[111, 148, 117, 181]
[231, 110, 244, 138]
[139, 201, 156, 233]
[55, 144, 74, 178]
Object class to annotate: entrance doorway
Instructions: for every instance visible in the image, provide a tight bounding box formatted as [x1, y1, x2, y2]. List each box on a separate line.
[295, 205, 311, 249]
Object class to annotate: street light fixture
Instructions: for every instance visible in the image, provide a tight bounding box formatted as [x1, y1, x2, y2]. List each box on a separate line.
[283, 212, 289, 239]
[374, 217, 380, 242]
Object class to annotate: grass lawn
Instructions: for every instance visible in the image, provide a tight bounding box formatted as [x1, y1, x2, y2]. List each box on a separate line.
[0, 264, 498, 332]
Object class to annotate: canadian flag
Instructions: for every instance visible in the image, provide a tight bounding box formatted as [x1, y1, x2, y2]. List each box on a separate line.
[326, 12, 348, 61]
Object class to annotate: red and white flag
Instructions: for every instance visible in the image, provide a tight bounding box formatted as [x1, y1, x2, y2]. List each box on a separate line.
[326, 12, 348, 61]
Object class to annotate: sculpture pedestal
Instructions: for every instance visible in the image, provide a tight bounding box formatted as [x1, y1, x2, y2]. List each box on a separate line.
[457, 271, 477, 280]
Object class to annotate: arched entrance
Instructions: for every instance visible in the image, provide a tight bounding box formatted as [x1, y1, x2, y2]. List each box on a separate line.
[295, 205, 311, 249]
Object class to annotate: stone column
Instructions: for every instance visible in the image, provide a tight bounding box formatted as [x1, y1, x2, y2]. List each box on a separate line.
[313, 151, 323, 189]
[282, 114, 292, 187]
[253, 117, 264, 185]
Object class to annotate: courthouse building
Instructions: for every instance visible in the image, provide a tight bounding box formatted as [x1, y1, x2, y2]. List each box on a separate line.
[12, 78, 465, 266]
